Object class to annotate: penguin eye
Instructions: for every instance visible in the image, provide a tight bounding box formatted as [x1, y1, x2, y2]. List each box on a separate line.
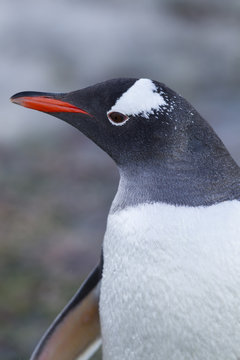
[107, 111, 129, 126]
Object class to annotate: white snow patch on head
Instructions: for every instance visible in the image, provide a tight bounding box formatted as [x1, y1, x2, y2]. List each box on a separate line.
[108, 78, 167, 119]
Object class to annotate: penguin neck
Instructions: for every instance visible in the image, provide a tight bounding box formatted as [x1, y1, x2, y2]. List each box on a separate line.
[111, 146, 240, 213]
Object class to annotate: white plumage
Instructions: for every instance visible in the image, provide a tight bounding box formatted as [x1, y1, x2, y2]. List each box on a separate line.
[100, 200, 240, 360]
[108, 78, 167, 119]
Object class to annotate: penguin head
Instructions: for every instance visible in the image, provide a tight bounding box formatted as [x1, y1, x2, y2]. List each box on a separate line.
[10, 78, 218, 167]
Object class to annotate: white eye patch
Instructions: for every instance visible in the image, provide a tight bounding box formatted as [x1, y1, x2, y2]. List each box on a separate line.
[107, 78, 167, 125]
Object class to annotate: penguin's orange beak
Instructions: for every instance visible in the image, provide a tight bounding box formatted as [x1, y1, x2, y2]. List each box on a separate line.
[10, 91, 90, 115]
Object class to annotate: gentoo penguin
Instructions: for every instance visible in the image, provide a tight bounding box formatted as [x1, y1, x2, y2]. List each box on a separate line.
[11, 78, 240, 360]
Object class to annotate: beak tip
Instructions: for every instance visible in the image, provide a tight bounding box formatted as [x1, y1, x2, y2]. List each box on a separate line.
[10, 91, 27, 105]
[10, 94, 22, 106]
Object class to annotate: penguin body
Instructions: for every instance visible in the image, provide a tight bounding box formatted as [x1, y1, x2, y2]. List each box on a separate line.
[101, 200, 240, 360]
[11, 78, 240, 360]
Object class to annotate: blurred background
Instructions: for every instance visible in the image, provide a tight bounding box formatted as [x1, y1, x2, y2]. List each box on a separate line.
[1, 0, 240, 359]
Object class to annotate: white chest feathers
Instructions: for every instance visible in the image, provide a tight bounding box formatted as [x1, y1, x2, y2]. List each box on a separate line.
[100, 201, 240, 360]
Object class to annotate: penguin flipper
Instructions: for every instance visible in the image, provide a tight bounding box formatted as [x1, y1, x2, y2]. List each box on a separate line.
[30, 257, 103, 360]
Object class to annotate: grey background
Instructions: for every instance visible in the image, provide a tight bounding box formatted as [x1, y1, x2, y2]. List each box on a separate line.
[1, 0, 240, 359]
